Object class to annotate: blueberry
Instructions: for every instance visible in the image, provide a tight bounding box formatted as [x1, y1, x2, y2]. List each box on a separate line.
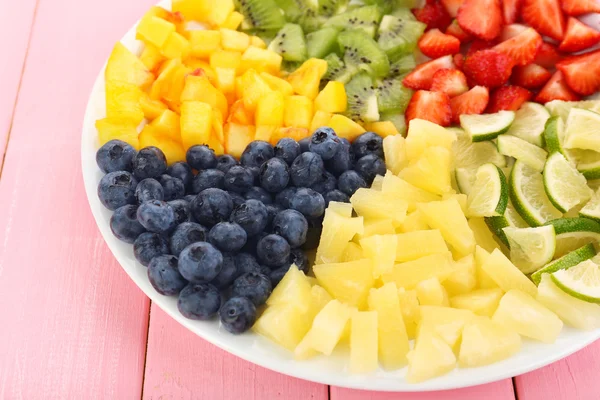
[216, 154, 238, 173]
[168, 199, 192, 225]
[290, 152, 324, 187]
[274, 138, 301, 165]
[265, 204, 283, 231]
[259, 158, 290, 193]
[246, 166, 261, 185]
[98, 171, 138, 210]
[191, 169, 225, 194]
[244, 186, 272, 205]
[148, 255, 188, 296]
[289, 248, 309, 273]
[310, 171, 337, 195]
[231, 272, 272, 306]
[96, 139, 136, 173]
[110, 205, 146, 243]
[241, 140, 274, 168]
[133, 147, 167, 180]
[356, 154, 386, 184]
[178, 242, 223, 282]
[134, 232, 170, 266]
[289, 188, 326, 219]
[352, 132, 384, 159]
[135, 178, 164, 203]
[324, 189, 350, 206]
[309, 127, 341, 160]
[338, 170, 367, 196]
[178, 283, 221, 320]
[274, 187, 297, 209]
[219, 296, 257, 334]
[298, 137, 311, 153]
[159, 174, 185, 201]
[184, 195, 196, 203]
[167, 162, 193, 189]
[190, 188, 233, 226]
[224, 166, 254, 193]
[208, 222, 247, 252]
[230, 199, 269, 237]
[228, 191, 246, 208]
[235, 253, 262, 276]
[186, 145, 217, 170]
[211, 253, 238, 289]
[136, 200, 177, 233]
[272, 209, 308, 248]
[325, 144, 353, 177]
[302, 218, 323, 250]
[169, 222, 207, 256]
[256, 234, 291, 267]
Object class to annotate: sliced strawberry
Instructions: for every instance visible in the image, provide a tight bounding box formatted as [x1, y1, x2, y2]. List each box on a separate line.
[522, 0, 565, 41]
[493, 27, 542, 66]
[454, 53, 465, 70]
[413, 2, 453, 31]
[559, 17, 600, 53]
[463, 49, 514, 88]
[535, 70, 581, 103]
[500, 24, 529, 41]
[457, 0, 503, 41]
[557, 49, 600, 95]
[446, 19, 472, 42]
[503, 0, 522, 24]
[466, 39, 496, 57]
[441, 0, 465, 17]
[512, 64, 552, 89]
[534, 42, 563, 69]
[487, 85, 532, 112]
[418, 29, 461, 58]
[561, 0, 600, 16]
[431, 69, 469, 97]
[403, 55, 456, 90]
[406, 90, 453, 126]
[450, 86, 490, 123]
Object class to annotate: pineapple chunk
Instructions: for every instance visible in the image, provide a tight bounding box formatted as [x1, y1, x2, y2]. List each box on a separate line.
[418, 198, 476, 258]
[383, 135, 408, 175]
[140, 92, 167, 120]
[139, 125, 185, 165]
[475, 245, 499, 289]
[450, 288, 504, 317]
[381, 252, 454, 290]
[444, 254, 477, 296]
[371, 175, 384, 191]
[481, 249, 538, 297]
[396, 210, 429, 233]
[284, 96, 313, 129]
[364, 121, 400, 138]
[418, 306, 476, 351]
[314, 81, 347, 113]
[180, 101, 212, 149]
[161, 32, 190, 59]
[251, 35, 267, 49]
[381, 171, 441, 212]
[256, 91, 285, 127]
[241, 46, 282, 76]
[221, 11, 244, 30]
[398, 288, 420, 339]
[328, 114, 366, 141]
[407, 326, 456, 383]
[316, 208, 363, 264]
[400, 146, 453, 195]
[225, 123, 255, 158]
[355, 218, 395, 241]
[395, 230, 448, 263]
[350, 188, 408, 225]
[267, 266, 312, 312]
[214, 67, 236, 95]
[313, 259, 375, 309]
[405, 119, 457, 162]
[458, 317, 521, 368]
[95, 118, 139, 149]
[210, 50, 242, 71]
[287, 58, 328, 99]
[242, 69, 273, 112]
[254, 126, 277, 143]
[180, 74, 228, 117]
[136, 16, 176, 48]
[443, 193, 468, 215]
[417, 277, 449, 306]
[105, 80, 144, 125]
[189, 30, 221, 59]
[219, 28, 250, 52]
[140, 44, 165, 72]
[151, 109, 180, 142]
[328, 201, 353, 217]
[350, 311, 379, 374]
[468, 217, 501, 253]
[228, 100, 254, 125]
[172, 0, 234, 26]
[360, 234, 397, 278]
[493, 290, 563, 343]
[343, 242, 364, 262]
[260, 72, 294, 96]
[311, 284, 333, 310]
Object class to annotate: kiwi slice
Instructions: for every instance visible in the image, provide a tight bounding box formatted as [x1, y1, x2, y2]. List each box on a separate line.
[392, 4, 419, 18]
[380, 111, 407, 136]
[318, 0, 349, 16]
[377, 15, 426, 62]
[344, 72, 380, 123]
[362, 0, 394, 14]
[376, 77, 413, 113]
[235, 0, 286, 31]
[323, 5, 382, 38]
[268, 24, 308, 62]
[322, 53, 356, 84]
[338, 30, 390, 78]
[274, 0, 324, 32]
[389, 54, 416, 77]
[307, 28, 340, 59]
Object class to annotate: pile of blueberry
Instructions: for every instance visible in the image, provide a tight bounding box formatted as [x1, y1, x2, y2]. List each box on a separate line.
[96, 128, 385, 334]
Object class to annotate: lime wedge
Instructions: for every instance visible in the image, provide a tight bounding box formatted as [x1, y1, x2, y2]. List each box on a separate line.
[552, 260, 600, 303]
[505, 102, 550, 147]
[580, 189, 600, 223]
[460, 111, 515, 142]
[566, 148, 600, 180]
[531, 243, 597, 285]
[485, 200, 530, 247]
[543, 116, 566, 156]
[545, 100, 600, 122]
[497, 134, 547, 172]
[455, 168, 476, 195]
[564, 108, 600, 152]
[543, 152, 593, 213]
[503, 225, 556, 274]
[452, 128, 507, 170]
[467, 163, 508, 217]
[546, 217, 600, 258]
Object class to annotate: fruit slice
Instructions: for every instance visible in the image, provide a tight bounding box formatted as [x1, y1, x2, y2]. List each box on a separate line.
[403, 55, 455, 91]
[458, 316, 521, 367]
[485, 199, 529, 246]
[559, 17, 600, 53]
[322, 53, 355, 84]
[545, 100, 600, 122]
[405, 90, 452, 127]
[324, 5, 382, 38]
[306, 28, 339, 59]
[557, 49, 600, 96]
[463, 50, 513, 89]
[360, 235, 397, 278]
[416, 277, 449, 307]
[481, 248, 538, 296]
[487, 85, 532, 113]
[497, 135, 548, 172]
[451, 288, 504, 317]
[395, 230, 448, 263]
[381, 171, 441, 212]
[522, 0, 565, 41]
[475, 246, 500, 289]
[568, 149, 600, 180]
[349, 311, 378, 373]
[460, 111, 515, 142]
[531, 243, 597, 284]
[456, 0, 502, 41]
[398, 288, 419, 339]
[418, 306, 476, 351]
[267, 265, 313, 312]
[468, 218, 500, 253]
[405, 119, 456, 162]
[413, 0, 452, 31]
[378, 15, 427, 62]
[561, 0, 600, 14]
[399, 146, 453, 195]
[381, 252, 454, 290]
[493, 27, 542, 66]
[431, 68, 469, 98]
[313, 259, 375, 309]
[552, 260, 600, 304]
[543, 152, 593, 213]
[406, 326, 456, 383]
[581, 189, 600, 222]
[450, 86, 490, 124]
[376, 77, 413, 114]
[344, 72, 379, 123]
[503, 225, 556, 274]
[547, 217, 600, 258]
[316, 208, 364, 264]
[543, 116, 566, 156]
[512, 64, 552, 90]
[418, 29, 460, 59]
[105, 42, 154, 89]
[536, 70, 581, 104]
[444, 254, 477, 295]
[397, 210, 430, 233]
[467, 163, 508, 217]
[339, 30, 390, 79]
[350, 188, 409, 224]
[505, 102, 550, 147]
[452, 128, 507, 170]
[382, 135, 407, 175]
[268, 24, 307, 62]
[564, 108, 600, 152]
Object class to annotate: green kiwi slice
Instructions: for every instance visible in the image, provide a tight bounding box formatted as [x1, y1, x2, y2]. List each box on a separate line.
[338, 29, 390, 78]
[377, 15, 426, 62]
[306, 28, 340, 59]
[268, 24, 308, 62]
[234, 0, 286, 31]
[344, 72, 380, 123]
[322, 53, 356, 84]
[376, 77, 413, 113]
[323, 5, 382, 38]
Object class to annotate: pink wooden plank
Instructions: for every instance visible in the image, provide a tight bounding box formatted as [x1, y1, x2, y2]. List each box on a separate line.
[515, 340, 600, 400]
[143, 304, 328, 400]
[0, 0, 161, 398]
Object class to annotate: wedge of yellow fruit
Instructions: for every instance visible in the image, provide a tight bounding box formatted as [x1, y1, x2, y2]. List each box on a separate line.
[180, 74, 228, 117]
[137, 16, 176, 48]
[284, 95, 313, 129]
[189, 30, 221, 59]
[350, 188, 408, 225]
[241, 46, 282, 76]
[316, 207, 364, 264]
[444, 254, 477, 296]
[180, 101, 212, 149]
[224, 123, 254, 158]
[405, 119, 456, 162]
[383, 135, 408, 175]
[343, 242, 364, 262]
[95, 118, 139, 149]
[140, 92, 168, 120]
[468, 217, 501, 253]
[172, 0, 234, 26]
[221, 11, 244, 30]
[313, 259, 375, 309]
[220, 28, 250, 52]
[105, 80, 144, 125]
[481, 249, 538, 297]
[395, 230, 448, 263]
[450, 288, 504, 317]
[360, 234, 397, 278]
[151, 109, 180, 142]
[328, 114, 366, 141]
[364, 121, 400, 138]
[406, 325, 456, 383]
[161, 32, 191, 59]
[140, 44, 165, 72]
[418, 306, 476, 352]
[381, 171, 441, 212]
[328, 201, 353, 217]
[287, 58, 328, 99]
[267, 266, 312, 313]
[241, 69, 273, 112]
[396, 210, 429, 233]
[314, 81, 347, 113]
[474, 245, 500, 289]
[260, 72, 294, 96]
[381, 252, 454, 290]
[350, 311, 379, 373]
[400, 146, 453, 195]
[256, 91, 285, 127]
[398, 288, 420, 339]
[458, 316, 521, 368]
[416, 277, 449, 306]
[355, 219, 395, 242]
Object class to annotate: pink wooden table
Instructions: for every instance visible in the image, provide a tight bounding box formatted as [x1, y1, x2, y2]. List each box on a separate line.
[0, 1, 599, 398]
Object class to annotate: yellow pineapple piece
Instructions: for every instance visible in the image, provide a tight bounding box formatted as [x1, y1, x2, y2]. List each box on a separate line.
[370, 175, 384, 191]
[150, 58, 181, 100]
[406, 325, 456, 383]
[189, 30, 221, 59]
[458, 316, 521, 368]
[225, 123, 255, 158]
[328, 114, 366, 141]
[140, 92, 168, 120]
[254, 304, 310, 351]
[493, 290, 563, 343]
[139, 44, 165, 72]
[214, 67, 236, 95]
[316, 208, 364, 264]
[136, 16, 176, 48]
[105, 80, 144, 125]
[443, 193, 468, 215]
[180, 101, 212, 149]
[468, 217, 501, 253]
[240, 46, 282, 76]
[343, 242, 364, 262]
[220, 11, 244, 30]
[350, 188, 408, 225]
[451, 288, 504, 317]
[220, 28, 250, 52]
[287, 58, 328, 99]
[95, 118, 139, 149]
[383, 135, 408, 175]
[395, 230, 448, 263]
[360, 235, 397, 278]
[308, 110, 332, 133]
[271, 127, 310, 144]
[398, 288, 420, 339]
[206, 135, 225, 155]
[228, 100, 254, 125]
[314, 81, 347, 113]
[444, 254, 477, 296]
[163, 64, 192, 112]
[381, 252, 454, 290]
[313, 259, 375, 309]
[329, 201, 353, 216]
[405, 119, 456, 162]
[242, 69, 274, 112]
[481, 249, 538, 297]
[260, 72, 294, 96]
[254, 126, 277, 142]
[381, 171, 441, 212]
[185, 59, 217, 84]
[355, 219, 395, 241]
[396, 210, 429, 233]
[210, 50, 242, 71]
[267, 266, 312, 311]
[364, 121, 400, 138]
[416, 277, 449, 306]
[151, 109, 180, 142]
[418, 306, 476, 351]
[172, 0, 234, 26]
[256, 91, 285, 127]
[399, 146, 453, 195]
[475, 245, 499, 289]
[161, 32, 190, 59]
[284, 96, 313, 129]
[251, 36, 267, 49]
[180, 74, 228, 117]
[350, 311, 379, 373]
[211, 110, 225, 143]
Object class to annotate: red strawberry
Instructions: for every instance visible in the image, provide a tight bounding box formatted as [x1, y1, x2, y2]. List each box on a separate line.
[562, 0, 600, 16]
[466, 39, 496, 57]
[512, 64, 552, 89]
[487, 85, 532, 112]
[463, 49, 514, 88]
[522, 0, 565, 41]
[493, 27, 542, 66]
[535, 70, 581, 103]
[431, 69, 469, 97]
[557, 49, 600, 95]
[559, 17, 600, 53]
[503, 0, 522, 24]
[457, 0, 503, 41]
[446, 19, 472, 42]
[500, 24, 529, 41]
[454, 53, 466, 70]
[441, 0, 465, 17]
[534, 42, 563, 69]
[403, 55, 456, 90]
[450, 86, 490, 123]
[413, 2, 452, 31]
[406, 90, 453, 126]
[418, 29, 461, 58]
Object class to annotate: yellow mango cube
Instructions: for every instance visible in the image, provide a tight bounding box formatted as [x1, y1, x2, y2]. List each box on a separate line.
[256, 91, 285, 127]
[287, 58, 328, 99]
[189, 30, 221, 59]
[240, 46, 282, 75]
[105, 43, 154, 89]
[206, 135, 225, 155]
[180, 74, 228, 118]
[310, 110, 333, 133]
[180, 101, 213, 149]
[328, 114, 366, 141]
[314, 81, 347, 113]
[364, 121, 400, 138]
[136, 16, 176, 48]
[270, 127, 310, 144]
[173, 0, 234, 26]
[284, 96, 313, 129]
[260, 72, 294, 96]
[210, 50, 242, 71]
[313, 259, 375, 309]
[242, 69, 273, 112]
[228, 100, 254, 125]
[254, 126, 278, 143]
[146, 135, 186, 165]
[212, 111, 225, 143]
[139, 125, 162, 148]
[95, 118, 139, 149]
[140, 93, 168, 120]
[381, 252, 454, 290]
[416, 277, 449, 306]
[220, 28, 250, 52]
[139, 44, 165, 72]
[214, 67, 236, 94]
[251, 35, 267, 49]
[225, 123, 255, 158]
[161, 32, 191, 60]
[105, 80, 144, 125]
[350, 311, 379, 373]
[186, 59, 217, 84]
[150, 58, 182, 100]
[220, 11, 244, 30]
[144, 5, 171, 19]
[151, 109, 181, 142]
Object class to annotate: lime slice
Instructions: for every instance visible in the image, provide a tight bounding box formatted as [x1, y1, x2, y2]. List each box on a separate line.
[485, 200, 529, 247]
[460, 111, 515, 142]
[505, 102, 550, 147]
[580, 189, 600, 223]
[566, 148, 600, 180]
[543, 116, 566, 156]
[455, 168, 476, 195]
[531, 243, 597, 285]
[552, 260, 600, 303]
[543, 152, 593, 213]
[497, 134, 548, 172]
[546, 217, 600, 258]
[503, 225, 556, 274]
[452, 128, 507, 170]
[510, 160, 562, 226]
[467, 163, 508, 217]
[545, 100, 600, 122]
[564, 108, 600, 152]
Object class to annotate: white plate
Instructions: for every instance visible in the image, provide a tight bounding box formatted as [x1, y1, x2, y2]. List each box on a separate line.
[81, 1, 600, 391]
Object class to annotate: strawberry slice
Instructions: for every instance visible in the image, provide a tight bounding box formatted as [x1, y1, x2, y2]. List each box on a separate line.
[512, 64, 552, 89]
[500, 24, 529, 41]
[450, 86, 490, 123]
[559, 17, 600, 53]
[487, 85, 532, 112]
[457, 0, 503, 41]
[562, 0, 600, 16]
[406, 90, 453, 126]
[454, 53, 465, 70]
[464, 49, 514, 88]
[466, 39, 496, 57]
[441, 0, 465, 17]
[522, 0, 565, 41]
[418, 29, 461, 58]
[557, 49, 600, 95]
[493, 27, 542, 66]
[503, 0, 522, 24]
[535, 71, 581, 103]
[403, 55, 456, 90]
[534, 42, 563, 69]
[431, 69, 469, 97]
[414, 2, 453, 31]
[446, 19, 472, 42]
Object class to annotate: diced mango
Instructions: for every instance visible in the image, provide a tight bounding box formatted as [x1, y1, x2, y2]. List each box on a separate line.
[270, 127, 310, 144]
[189, 30, 221, 59]
[180, 74, 228, 117]
[212, 111, 225, 143]
[228, 100, 254, 125]
[310, 110, 333, 133]
[139, 44, 166, 72]
[381, 252, 454, 290]
[241, 69, 273, 112]
[172, 0, 234, 26]
[214, 67, 236, 94]
[139, 124, 162, 148]
[144, 5, 171, 19]
[105, 80, 144, 125]
[151, 109, 181, 142]
[313, 259, 375, 309]
[225, 122, 254, 158]
[105, 43, 154, 89]
[287, 58, 328, 99]
[240, 46, 282, 75]
[260, 72, 294, 96]
[150, 58, 182, 100]
[364, 121, 400, 138]
[254, 125, 278, 143]
[180, 101, 213, 149]
[210, 50, 242, 71]
[256, 91, 285, 127]
[136, 16, 176, 48]
[350, 311, 379, 373]
[251, 35, 267, 49]
[284, 96, 313, 129]
[140, 93, 168, 120]
[163, 64, 192, 113]
[314, 81, 347, 113]
[95, 118, 139, 149]
[220, 11, 244, 30]
[328, 114, 366, 141]
[220, 28, 250, 52]
[161, 32, 191, 59]
[206, 135, 225, 155]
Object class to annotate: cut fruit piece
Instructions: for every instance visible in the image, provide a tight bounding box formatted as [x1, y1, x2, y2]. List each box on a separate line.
[451, 288, 504, 317]
[557, 49, 600, 96]
[378, 15, 427, 62]
[522, 0, 565, 41]
[547, 217, 600, 258]
[485, 200, 529, 246]
[397, 210, 430, 233]
[399, 146, 453, 195]
[493, 27, 542, 66]
[395, 230, 448, 263]
[268, 24, 307, 62]
[105, 42, 154, 89]
[552, 260, 600, 304]
[505, 102, 550, 147]
[418, 306, 476, 351]
[559, 17, 600, 53]
[544, 116, 566, 156]
[545, 100, 600, 122]
[383, 135, 407, 175]
[267, 265, 312, 312]
[406, 326, 456, 383]
[497, 135, 548, 172]
[405, 90, 453, 127]
[355, 219, 395, 242]
[323, 5, 382, 38]
[468, 218, 501, 253]
[328, 114, 366, 141]
[460, 111, 515, 142]
[344, 72, 380, 123]
[457, 0, 502, 41]
[475, 246, 500, 289]
[350, 188, 408, 225]
[381, 252, 454, 290]
[343, 242, 364, 262]
[376, 77, 413, 114]
[418, 29, 460, 59]
[287, 58, 327, 99]
[403, 55, 455, 91]
[531, 243, 597, 285]
[316, 208, 364, 264]
[458, 316, 521, 367]
[360, 235, 397, 278]
[449, 86, 490, 124]
[568, 149, 600, 180]
[481, 249, 538, 297]
[503, 226, 556, 274]
[430, 68, 469, 98]
[487, 85, 532, 113]
[315, 81, 347, 114]
[405, 119, 456, 162]
[416, 277, 449, 306]
[322, 53, 355, 84]
[389, 54, 417, 77]
[564, 108, 600, 153]
[512, 64, 552, 90]
[398, 288, 420, 339]
[581, 189, 600, 222]
[349, 311, 378, 373]
[233, 0, 285, 30]
[313, 259, 375, 309]
[535, 70, 581, 104]
[381, 172, 441, 212]
[452, 129, 507, 171]
[327, 201, 353, 217]
[306, 28, 339, 59]
[338, 30, 390, 79]
[543, 152, 593, 213]
[444, 254, 477, 295]
[467, 163, 508, 218]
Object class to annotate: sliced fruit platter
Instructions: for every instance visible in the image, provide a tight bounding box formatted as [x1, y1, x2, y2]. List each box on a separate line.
[82, 0, 600, 390]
